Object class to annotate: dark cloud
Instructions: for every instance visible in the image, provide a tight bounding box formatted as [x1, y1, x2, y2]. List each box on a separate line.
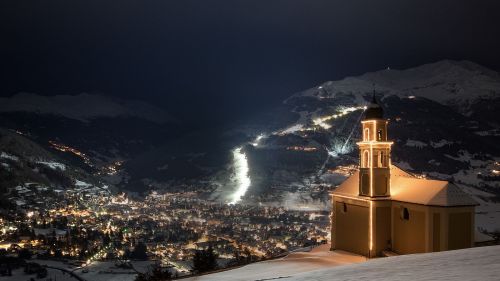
[1, 0, 499, 126]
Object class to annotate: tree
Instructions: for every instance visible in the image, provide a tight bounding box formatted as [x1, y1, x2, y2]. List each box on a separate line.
[123, 248, 132, 259]
[18, 248, 32, 260]
[131, 242, 148, 260]
[103, 233, 111, 245]
[192, 247, 218, 273]
[52, 248, 62, 258]
[134, 266, 172, 281]
[150, 266, 172, 280]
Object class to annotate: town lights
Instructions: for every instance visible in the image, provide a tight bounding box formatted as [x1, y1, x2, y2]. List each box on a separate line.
[312, 106, 365, 130]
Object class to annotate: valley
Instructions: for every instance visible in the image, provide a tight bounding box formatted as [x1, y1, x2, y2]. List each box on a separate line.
[1, 60, 499, 279]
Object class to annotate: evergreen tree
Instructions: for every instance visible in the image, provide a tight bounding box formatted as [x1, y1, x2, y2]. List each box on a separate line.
[134, 265, 172, 281]
[18, 248, 32, 260]
[192, 246, 218, 273]
[131, 242, 148, 260]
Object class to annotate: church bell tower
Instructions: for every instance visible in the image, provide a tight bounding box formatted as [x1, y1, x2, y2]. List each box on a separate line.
[357, 94, 393, 197]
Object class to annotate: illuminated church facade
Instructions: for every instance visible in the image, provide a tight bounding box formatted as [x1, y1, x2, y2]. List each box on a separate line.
[330, 96, 477, 258]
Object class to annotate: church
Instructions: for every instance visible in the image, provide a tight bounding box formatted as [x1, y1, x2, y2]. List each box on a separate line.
[330, 96, 478, 258]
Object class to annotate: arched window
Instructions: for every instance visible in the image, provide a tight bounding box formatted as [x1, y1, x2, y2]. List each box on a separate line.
[364, 128, 370, 141]
[400, 207, 410, 220]
[382, 176, 388, 195]
[378, 151, 384, 167]
[342, 202, 348, 213]
[377, 129, 383, 141]
[363, 150, 370, 168]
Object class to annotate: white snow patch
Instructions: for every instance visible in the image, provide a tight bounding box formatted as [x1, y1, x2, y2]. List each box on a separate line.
[430, 139, 454, 148]
[37, 161, 66, 171]
[280, 124, 304, 135]
[454, 184, 500, 233]
[453, 170, 483, 187]
[405, 139, 428, 148]
[428, 159, 441, 166]
[75, 180, 92, 188]
[1, 151, 19, 161]
[445, 150, 474, 163]
[475, 129, 500, 136]
[157, 164, 169, 171]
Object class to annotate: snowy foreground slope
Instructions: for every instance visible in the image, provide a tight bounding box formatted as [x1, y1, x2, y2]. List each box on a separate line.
[187, 245, 500, 281]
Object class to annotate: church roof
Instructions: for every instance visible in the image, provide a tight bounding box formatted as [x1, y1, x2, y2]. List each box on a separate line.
[363, 94, 384, 120]
[332, 165, 478, 207]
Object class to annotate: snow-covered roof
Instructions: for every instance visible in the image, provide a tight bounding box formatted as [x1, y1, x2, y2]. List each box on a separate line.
[332, 165, 478, 207]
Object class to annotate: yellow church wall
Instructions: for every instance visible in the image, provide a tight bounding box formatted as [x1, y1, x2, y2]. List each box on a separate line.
[448, 212, 472, 249]
[390, 204, 476, 254]
[428, 206, 447, 252]
[444, 207, 474, 249]
[433, 212, 441, 251]
[332, 198, 475, 257]
[373, 202, 392, 256]
[425, 206, 475, 251]
[392, 202, 426, 254]
[332, 196, 370, 256]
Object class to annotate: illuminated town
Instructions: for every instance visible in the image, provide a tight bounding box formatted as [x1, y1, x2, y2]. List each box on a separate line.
[0, 180, 331, 277]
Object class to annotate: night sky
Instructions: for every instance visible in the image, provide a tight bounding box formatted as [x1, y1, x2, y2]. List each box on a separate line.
[1, 0, 500, 126]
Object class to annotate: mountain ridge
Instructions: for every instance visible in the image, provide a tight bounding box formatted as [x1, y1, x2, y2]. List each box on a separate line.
[0, 92, 176, 124]
[296, 60, 500, 119]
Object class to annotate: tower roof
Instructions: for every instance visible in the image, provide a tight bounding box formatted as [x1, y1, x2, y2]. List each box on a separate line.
[363, 93, 384, 120]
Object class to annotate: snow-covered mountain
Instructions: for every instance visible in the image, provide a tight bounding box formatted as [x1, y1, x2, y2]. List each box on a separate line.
[298, 60, 500, 118]
[1, 60, 498, 200]
[0, 128, 109, 198]
[95, 59, 500, 201]
[217, 60, 500, 209]
[0, 93, 185, 191]
[0, 92, 174, 124]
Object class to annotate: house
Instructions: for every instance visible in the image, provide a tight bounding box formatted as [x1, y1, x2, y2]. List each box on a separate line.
[330, 95, 478, 258]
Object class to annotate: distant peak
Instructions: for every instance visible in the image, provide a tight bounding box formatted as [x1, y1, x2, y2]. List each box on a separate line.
[0, 93, 176, 124]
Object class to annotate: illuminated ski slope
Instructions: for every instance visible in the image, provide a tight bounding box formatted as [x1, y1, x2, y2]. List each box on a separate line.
[228, 106, 366, 204]
[229, 147, 251, 204]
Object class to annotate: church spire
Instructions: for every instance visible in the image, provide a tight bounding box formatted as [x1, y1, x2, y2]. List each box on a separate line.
[363, 90, 384, 120]
[357, 92, 393, 197]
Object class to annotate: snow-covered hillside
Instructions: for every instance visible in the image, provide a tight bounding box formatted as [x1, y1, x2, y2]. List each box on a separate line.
[299, 60, 500, 115]
[0, 92, 174, 123]
[187, 245, 500, 281]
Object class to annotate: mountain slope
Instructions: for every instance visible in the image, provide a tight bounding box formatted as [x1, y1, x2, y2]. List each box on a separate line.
[1, 60, 498, 201]
[0, 128, 109, 198]
[298, 60, 500, 120]
[0, 92, 175, 123]
[227, 60, 500, 207]
[0, 94, 185, 189]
